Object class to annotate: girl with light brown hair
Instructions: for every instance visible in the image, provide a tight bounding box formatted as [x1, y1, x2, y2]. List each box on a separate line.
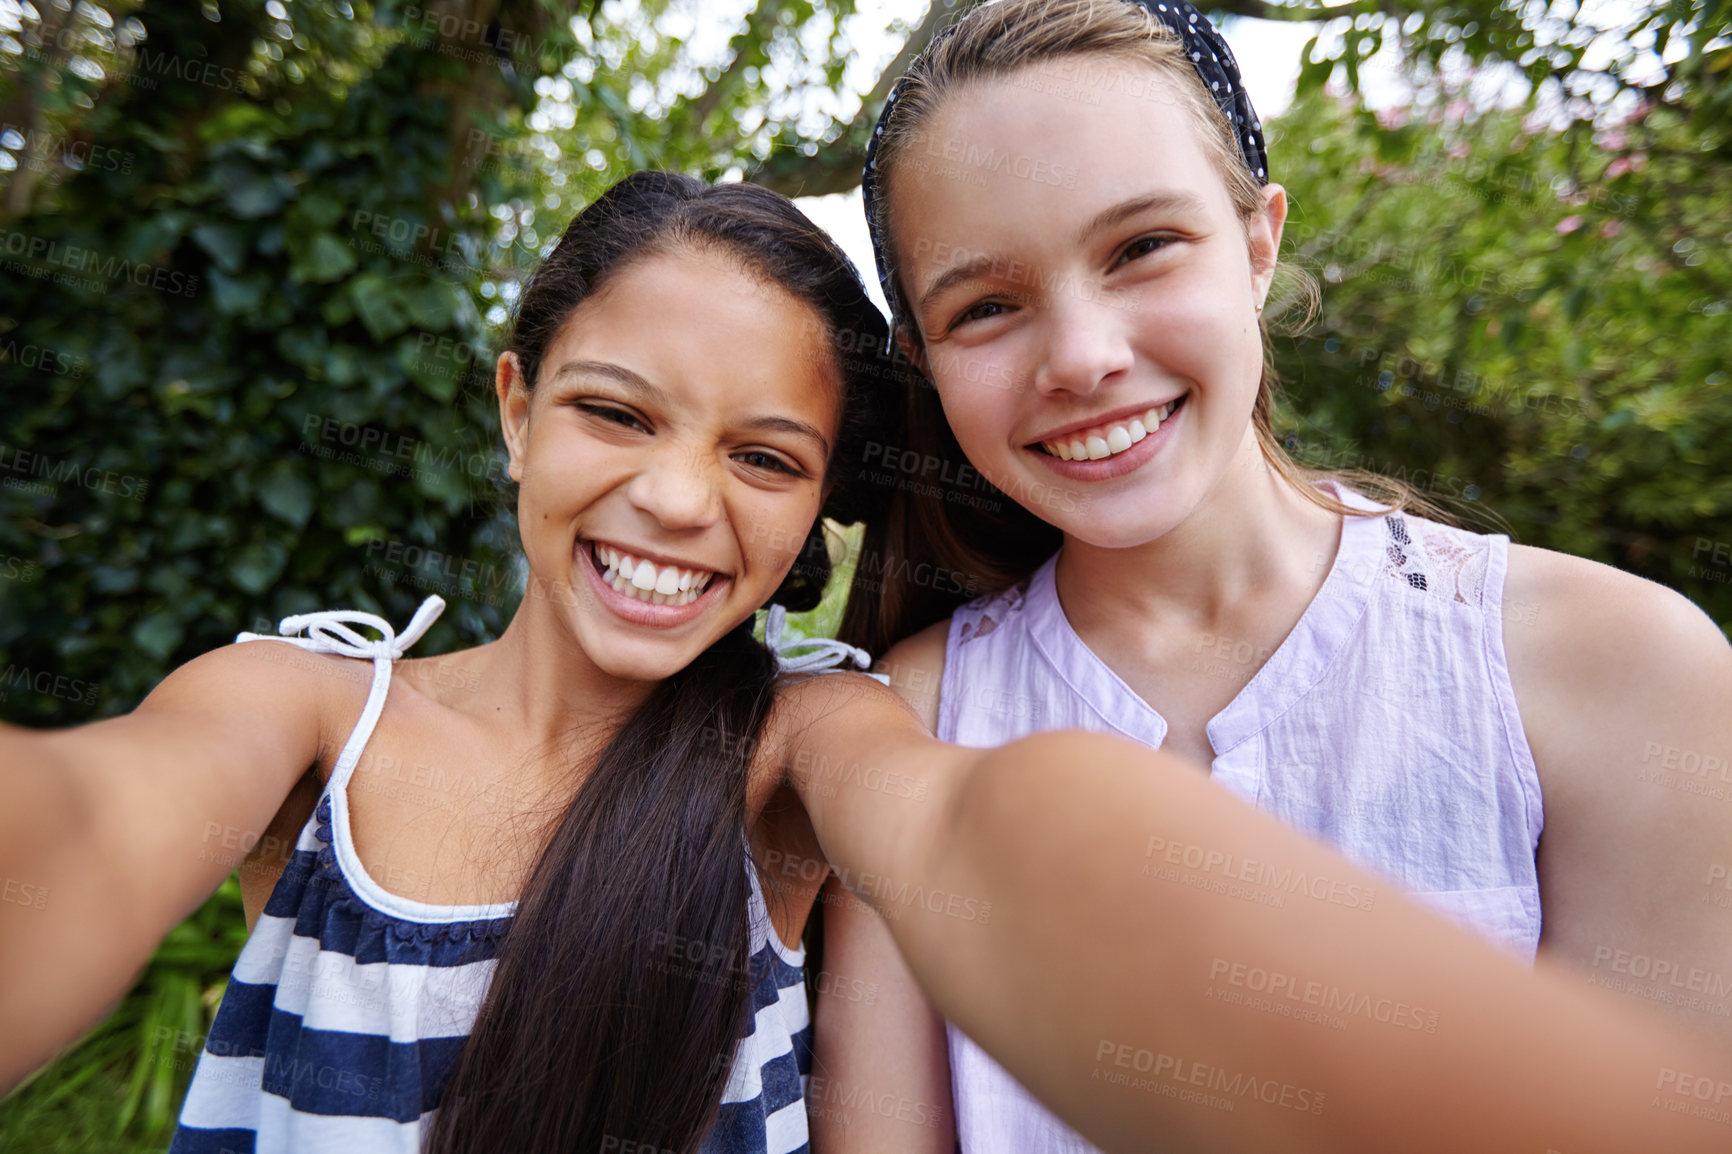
[818, 0, 1732, 1148]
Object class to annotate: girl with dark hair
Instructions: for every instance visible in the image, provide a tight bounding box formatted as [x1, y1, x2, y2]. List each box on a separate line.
[818, 0, 1732, 1150]
[0, 168, 1727, 1154]
[0, 170, 892, 1154]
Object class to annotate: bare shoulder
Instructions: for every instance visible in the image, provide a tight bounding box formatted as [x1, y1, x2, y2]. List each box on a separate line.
[874, 617, 952, 733]
[137, 638, 367, 766]
[1503, 544, 1730, 689]
[768, 668, 929, 749]
[1501, 543, 1732, 795]
[149, 636, 366, 700]
[757, 669, 937, 799]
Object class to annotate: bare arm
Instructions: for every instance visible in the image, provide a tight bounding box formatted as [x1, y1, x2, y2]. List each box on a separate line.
[780, 672, 1732, 1154]
[0, 640, 330, 1088]
[810, 876, 956, 1151]
[810, 621, 956, 1152]
[1506, 545, 1732, 1050]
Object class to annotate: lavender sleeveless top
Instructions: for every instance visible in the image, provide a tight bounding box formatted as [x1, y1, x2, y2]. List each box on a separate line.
[937, 491, 1544, 1153]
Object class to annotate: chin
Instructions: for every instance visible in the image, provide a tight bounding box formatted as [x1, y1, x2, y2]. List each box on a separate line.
[586, 635, 714, 685]
[1061, 519, 1181, 550]
[1038, 485, 1194, 550]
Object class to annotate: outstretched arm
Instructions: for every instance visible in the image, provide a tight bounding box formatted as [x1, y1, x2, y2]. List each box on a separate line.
[0, 640, 331, 1088]
[809, 621, 956, 1153]
[779, 672, 1732, 1154]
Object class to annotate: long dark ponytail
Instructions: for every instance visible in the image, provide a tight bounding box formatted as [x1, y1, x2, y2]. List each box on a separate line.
[426, 172, 889, 1154]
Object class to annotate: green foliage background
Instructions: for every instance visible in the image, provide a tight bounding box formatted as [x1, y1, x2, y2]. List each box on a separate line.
[0, 0, 1727, 1146]
[1271, 85, 1732, 622]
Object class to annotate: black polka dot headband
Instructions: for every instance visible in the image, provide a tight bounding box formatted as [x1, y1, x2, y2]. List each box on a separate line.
[860, 0, 1269, 319]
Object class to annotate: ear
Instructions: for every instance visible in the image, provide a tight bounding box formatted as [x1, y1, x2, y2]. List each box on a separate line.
[1247, 183, 1289, 309]
[496, 351, 531, 483]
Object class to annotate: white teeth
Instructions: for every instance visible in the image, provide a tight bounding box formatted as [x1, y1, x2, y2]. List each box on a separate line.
[1040, 398, 1185, 461]
[591, 543, 717, 608]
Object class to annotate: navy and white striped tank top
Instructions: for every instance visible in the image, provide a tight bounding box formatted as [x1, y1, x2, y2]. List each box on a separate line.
[170, 597, 814, 1153]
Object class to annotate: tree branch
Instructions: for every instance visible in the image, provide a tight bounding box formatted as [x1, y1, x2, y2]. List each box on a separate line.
[745, 0, 1403, 197]
[862, 0, 953, 109]
[690, 0, 786, 129]
[749, 0, 955, 197]
[1205, 0, 1409, 22]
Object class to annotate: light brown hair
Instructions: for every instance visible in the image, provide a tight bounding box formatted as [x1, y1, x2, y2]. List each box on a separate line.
[841, 0, 1462, 656]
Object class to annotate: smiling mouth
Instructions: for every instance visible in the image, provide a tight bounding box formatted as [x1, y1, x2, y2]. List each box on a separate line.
[1034, 395, 1185, 460]
[588, 542, 719, 607]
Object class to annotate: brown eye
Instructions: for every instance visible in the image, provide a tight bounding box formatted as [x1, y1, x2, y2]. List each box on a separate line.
[1116, 235, 1174, 266]
[735, 450, 799, 476]
[955, 300, 1007, 327]
[576, 403, 648, 432]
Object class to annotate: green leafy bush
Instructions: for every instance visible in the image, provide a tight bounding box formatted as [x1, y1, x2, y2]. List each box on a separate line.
[1269, 87, 1732, 632]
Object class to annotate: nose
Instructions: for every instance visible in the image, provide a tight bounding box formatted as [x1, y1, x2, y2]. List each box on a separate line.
[624, 441, 723, 532]
[1031, 287, 1134, 398]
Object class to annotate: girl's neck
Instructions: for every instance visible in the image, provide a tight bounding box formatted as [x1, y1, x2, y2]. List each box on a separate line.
[444, 593, 658, 760]
[1054, 435, 1341, 635]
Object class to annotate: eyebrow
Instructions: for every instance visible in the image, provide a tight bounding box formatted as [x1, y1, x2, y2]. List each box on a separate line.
[744, 415, 831, 458]
[1077, 190, 1209, 245]
[914, 190, 1211, 315]
[550, 360, 831, 458]
[917, 253, 1005, 315]
[550, 360, 668, 404]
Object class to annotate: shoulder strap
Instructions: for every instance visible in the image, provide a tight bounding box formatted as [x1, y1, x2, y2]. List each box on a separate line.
[763, 603, 888, 684]
[235, 595, 446, 789]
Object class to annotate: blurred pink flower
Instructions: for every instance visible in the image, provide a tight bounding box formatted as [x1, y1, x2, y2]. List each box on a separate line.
[1600, 220, 1622, 238]
[1607, 157, 1632, 178]
[1557, 215, 1584, 235]
[1629, 152, 1649, 171]
[1445, 99, 1471, 122]
[1377, 107, 1411, 129]
[1602, 129, 1628, 150]
[1447, 142, 1470, 159]
[1624, 99, 1655, 124]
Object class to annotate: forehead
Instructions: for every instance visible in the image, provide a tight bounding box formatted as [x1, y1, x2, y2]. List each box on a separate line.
[888, 58, 1232, 266]
[547, 247, 841, 426]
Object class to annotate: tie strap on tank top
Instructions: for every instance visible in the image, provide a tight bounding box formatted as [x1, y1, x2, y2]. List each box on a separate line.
[763, 602, 873, 673]
[237, 596, 446, 662]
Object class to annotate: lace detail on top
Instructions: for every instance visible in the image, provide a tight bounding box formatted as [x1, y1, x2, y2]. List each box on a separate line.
[955, 579, 1030, 647]
[937, 492, 1541, 1154]
[1379, 513, 1489, 606]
